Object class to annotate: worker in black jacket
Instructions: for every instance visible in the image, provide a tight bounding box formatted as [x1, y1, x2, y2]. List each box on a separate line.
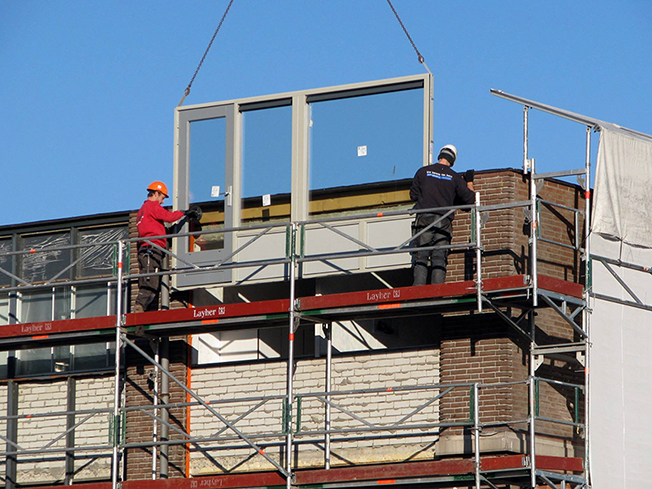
[410, 144, 475, 285]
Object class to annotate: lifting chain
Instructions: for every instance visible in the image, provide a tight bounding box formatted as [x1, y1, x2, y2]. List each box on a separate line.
[178, 0, 235, 107]
[386, 0, 432, 75]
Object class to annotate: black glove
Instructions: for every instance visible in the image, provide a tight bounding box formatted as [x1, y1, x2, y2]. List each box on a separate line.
[184, 205, 203, 221]
[463, 169, 475, 183]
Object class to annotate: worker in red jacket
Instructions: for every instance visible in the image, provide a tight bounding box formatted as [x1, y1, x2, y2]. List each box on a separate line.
[133, 181, 196, 313]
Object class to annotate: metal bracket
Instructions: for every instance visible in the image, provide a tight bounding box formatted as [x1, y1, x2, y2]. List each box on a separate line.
[534, 354, 545, 371]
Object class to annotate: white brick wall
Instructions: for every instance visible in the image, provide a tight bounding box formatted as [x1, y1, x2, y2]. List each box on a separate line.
[73, 377, 114, 480]
[11, 376, 113, 485]
[0, 384, 6, 483]
[189, 348, 440, 475]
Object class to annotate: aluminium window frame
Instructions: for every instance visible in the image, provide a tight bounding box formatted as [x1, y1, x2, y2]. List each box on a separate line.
[173, 74, 434, 287]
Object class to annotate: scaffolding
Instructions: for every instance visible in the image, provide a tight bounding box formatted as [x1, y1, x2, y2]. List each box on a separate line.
[0, 90, 603, 489]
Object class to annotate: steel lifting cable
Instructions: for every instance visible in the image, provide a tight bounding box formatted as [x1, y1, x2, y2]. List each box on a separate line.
[178, 0, 235, 107]
[385, 0, 432, 75]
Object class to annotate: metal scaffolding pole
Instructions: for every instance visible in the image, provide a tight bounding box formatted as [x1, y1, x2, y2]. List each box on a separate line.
[160, 253, 170, 479]
[111, 240, 125, 489]
[324, 322, 332, 470]
[529, 312, 537, 488]
[473, 382, 481, 489]
[474, 192, 483, 312]
[583, 125, 593, 486]
[286, 222, 297, 489]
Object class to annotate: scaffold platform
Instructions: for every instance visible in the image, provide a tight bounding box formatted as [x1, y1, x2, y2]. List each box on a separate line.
[0, 274, 583, 351]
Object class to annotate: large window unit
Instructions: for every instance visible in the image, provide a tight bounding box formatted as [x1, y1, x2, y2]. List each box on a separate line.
[173, 74, 433, 287]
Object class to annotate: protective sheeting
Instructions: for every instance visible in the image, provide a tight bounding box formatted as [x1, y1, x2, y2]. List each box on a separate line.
[589, 235, 652, 489]
[593, 128, 652, 249]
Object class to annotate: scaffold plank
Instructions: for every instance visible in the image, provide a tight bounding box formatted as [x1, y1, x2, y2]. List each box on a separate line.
[1, 274, 583, 346]
[0, 316, 115, 340]
[537, 275, 584, 298]
[26, 455, 583, 489]
[124, 298, 292, 327]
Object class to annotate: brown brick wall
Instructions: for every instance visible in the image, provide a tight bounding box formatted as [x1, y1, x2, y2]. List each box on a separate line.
[124, 337, 189, 480]
[441, 170, 585, 449]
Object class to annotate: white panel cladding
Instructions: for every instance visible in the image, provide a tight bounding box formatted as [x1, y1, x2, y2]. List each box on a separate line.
[235, 226, 289, 282]
[302, 222, 361, 275]
[12, 376, 113, 485]
[365, 215, 413, 269]
[189, 348, 440, 475]
[230, 213, 414, 285]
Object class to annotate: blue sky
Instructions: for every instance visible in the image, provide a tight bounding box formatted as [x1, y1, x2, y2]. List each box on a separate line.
[1, 1, 651, 226]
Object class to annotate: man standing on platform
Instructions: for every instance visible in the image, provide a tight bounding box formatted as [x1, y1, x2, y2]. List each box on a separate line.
[410, 144, 476, 285]
[133, 181, 199, 313]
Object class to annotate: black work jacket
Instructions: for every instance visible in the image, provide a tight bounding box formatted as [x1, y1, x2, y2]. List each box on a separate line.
[409, 163, 475, 222]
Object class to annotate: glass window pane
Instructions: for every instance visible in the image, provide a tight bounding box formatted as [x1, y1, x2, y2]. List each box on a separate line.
[77, 226, 127, 278]
[16, 348, 52, 376]
[0, 351, 8, 379]
[189, 118, 226, 204]
[21, 289, 52, 323]
[0, 293, 8, 326]
[54, 287, 71, 321]
[75, 284, 109, 318]
[20, 232, 71, 283]
[0, 238, 12, 288]
[53, 345, 71, 372]
[309, 88, 423, 213]
[241, 105, 292, 223]
[73, 343, 112, 371]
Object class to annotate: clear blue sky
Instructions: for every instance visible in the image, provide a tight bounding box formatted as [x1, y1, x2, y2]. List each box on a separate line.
[1, 1, 650, 226]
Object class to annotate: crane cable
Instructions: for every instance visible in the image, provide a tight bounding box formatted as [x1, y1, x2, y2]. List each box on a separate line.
[178, 0, 235, 107]
[385, 0, 432, 76]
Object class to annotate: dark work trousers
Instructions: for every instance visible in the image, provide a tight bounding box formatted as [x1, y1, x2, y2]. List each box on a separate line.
[135, 246, 165, 311]
[412, 214, 452, 285]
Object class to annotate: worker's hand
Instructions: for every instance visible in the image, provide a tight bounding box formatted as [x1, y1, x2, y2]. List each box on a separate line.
[463, 169, 475, 183]
[184, 205, 203, 222]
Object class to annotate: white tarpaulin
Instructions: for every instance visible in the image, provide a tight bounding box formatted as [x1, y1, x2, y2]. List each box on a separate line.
[589, 235, 652, 489]
[593, 128, 652, 248]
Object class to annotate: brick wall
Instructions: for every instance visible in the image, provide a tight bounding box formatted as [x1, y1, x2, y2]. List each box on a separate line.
[189, 348, 440, 474]
[0, 376, 114, 485]
[124, 338, 188, 480]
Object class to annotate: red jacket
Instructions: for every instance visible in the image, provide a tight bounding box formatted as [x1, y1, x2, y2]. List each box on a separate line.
[137, 200, 185, 249]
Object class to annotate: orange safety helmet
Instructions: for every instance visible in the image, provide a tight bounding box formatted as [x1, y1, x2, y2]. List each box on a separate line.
[147, 181, 169, 198]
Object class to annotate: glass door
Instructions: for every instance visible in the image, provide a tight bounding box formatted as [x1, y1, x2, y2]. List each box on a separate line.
[176, 105, 235, 286]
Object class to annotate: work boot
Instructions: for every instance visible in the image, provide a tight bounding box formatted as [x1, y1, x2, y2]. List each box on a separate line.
[413, 264, 428, 286]
[133, 303, 145, 314]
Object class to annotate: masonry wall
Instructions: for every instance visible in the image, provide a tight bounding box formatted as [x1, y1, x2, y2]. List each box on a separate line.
[124, 338, 188, 480]
[0, 376, 114, 486]
[189, 348, 440, 475]
[440, 170, 585, 456]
